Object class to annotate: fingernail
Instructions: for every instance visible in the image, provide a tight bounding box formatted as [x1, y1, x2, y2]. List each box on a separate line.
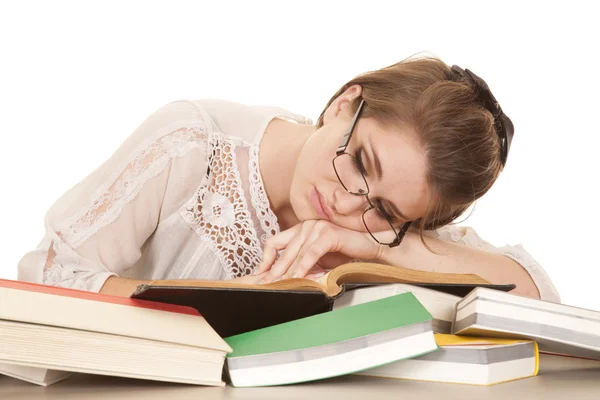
[273, 277, 281, 282]
[292, 274, 299, 279]
[314, 272, 325, 278]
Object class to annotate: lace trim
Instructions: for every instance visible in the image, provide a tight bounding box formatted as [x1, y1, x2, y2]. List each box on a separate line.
[179, 132, 264, 279]
[248, 144, 280, 243]
[43, 238, 116, 292]
[55, 122, 206, 249]
[43, 239, 77, 285]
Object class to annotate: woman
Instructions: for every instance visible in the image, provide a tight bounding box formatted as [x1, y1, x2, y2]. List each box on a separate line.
[17, 56, 560, 302]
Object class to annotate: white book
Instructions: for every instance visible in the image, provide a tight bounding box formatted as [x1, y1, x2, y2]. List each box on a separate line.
[357, 335, 539, 385]
[0, 363, 71, 386]
[333, 283, 461, 333]
[452, 287, 600, 360]
[0, 279, 232, 386]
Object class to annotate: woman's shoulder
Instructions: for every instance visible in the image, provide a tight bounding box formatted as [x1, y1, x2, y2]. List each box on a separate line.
[176, 98, 311, 144]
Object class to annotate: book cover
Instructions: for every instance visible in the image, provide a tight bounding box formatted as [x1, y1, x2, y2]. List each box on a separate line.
[224, 292, 438, 387]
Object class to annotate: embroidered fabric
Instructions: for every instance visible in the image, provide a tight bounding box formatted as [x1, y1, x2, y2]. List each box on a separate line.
[180, 133, 268, 279]
[55, 126, 207, 249]
[248, 144, 280, 243]
[41, 105, 302, 288]
[42, 122, 208, 286]
[45, 240, 78, 287]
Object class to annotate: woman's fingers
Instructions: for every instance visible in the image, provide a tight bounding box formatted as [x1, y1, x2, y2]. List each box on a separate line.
[260, 222, 317, 282]
[305, 265, 331, 281]
[282, 224, 335, 280]
[254, 224, 300, 275]
[231, 271, 268, 284]
[256, 219, 382, 284]
[316, 252, 355, 270]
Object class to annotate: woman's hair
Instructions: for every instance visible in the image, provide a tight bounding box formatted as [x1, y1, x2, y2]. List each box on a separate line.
[316, 55, 506, 236]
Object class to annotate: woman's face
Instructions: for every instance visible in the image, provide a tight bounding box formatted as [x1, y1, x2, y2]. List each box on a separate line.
[289, 91, 433, 235]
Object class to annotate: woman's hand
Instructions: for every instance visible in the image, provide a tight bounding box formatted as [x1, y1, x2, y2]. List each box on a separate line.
[255, 220, 384, 283]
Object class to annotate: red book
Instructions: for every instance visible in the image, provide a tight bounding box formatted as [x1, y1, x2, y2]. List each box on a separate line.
[0, 278, 199, 316]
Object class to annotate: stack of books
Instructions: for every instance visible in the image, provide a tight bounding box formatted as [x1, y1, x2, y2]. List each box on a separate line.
[1, 262, 599, 387]
[0, 279, 231, 386]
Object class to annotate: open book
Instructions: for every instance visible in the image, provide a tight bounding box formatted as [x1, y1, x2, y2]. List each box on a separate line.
[132, 262, 515, 337]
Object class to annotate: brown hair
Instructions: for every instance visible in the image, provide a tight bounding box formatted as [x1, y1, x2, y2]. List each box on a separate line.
[316, 55, 504, 237]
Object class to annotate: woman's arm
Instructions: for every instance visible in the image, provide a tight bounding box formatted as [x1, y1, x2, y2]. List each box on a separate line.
[99, 271, 271, 297]
[18, 101, 210, 293]
[100, 276, 152, 297]
[379, 231, 541, 299]
[258, 220, 550, 300]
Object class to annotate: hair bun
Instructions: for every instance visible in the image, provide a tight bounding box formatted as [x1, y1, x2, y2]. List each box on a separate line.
[450, 65, 514, 167]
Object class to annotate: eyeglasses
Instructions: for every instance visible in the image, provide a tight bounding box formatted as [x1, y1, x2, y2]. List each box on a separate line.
[332, 99, 412, 248]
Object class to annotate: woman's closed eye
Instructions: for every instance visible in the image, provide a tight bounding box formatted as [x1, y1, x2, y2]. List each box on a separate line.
[374, 199, 397, 223]
[353, 148, 399, 225]
[354, 147, 368, 176]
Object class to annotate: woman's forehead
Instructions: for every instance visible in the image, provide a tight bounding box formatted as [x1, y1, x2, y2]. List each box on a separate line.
[356, 118, 432, 220]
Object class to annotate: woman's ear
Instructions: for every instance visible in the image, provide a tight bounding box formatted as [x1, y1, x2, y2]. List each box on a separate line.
[322, 84, 362, 125]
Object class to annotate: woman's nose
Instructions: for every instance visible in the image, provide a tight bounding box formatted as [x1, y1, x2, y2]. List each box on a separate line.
[332, 187, 369, 216]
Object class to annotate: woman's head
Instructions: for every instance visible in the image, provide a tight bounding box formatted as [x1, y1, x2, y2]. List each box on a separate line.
[289, 55, 511, 241]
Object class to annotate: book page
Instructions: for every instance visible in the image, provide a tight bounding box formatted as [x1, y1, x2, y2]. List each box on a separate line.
[144, 277, 328, 293]
[328, 262, 489, 288]
[144, 261, 488, 298]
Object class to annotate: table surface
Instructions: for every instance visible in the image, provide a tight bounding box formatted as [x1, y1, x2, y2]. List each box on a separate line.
[2, 354, 600, 400]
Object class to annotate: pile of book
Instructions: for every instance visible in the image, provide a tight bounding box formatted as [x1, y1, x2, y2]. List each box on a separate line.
[1, 262, 599, 387]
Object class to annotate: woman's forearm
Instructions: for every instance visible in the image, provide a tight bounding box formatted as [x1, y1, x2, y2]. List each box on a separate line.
[99, 276, 152, 297]
[98, 273, 269, 297]
[380, 231, 540, 299]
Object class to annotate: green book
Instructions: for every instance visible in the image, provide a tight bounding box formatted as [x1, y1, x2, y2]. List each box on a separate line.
[224, 292, 438, 387]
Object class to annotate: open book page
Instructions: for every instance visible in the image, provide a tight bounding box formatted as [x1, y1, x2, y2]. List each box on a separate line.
[142, 262, 489, 298]
[321, 262, 490, 296]
[144, 276, 328, 293]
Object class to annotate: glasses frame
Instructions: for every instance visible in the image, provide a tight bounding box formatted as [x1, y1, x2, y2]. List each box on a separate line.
[332, 99, 412, 248]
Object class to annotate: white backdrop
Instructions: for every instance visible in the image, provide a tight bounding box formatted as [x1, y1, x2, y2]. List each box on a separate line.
[1, 1, 598, 309]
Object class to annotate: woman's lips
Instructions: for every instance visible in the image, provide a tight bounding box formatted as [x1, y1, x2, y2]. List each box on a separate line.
[311, 187, 331, 220]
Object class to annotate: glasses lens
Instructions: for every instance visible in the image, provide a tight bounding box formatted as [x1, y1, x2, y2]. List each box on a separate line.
[362, 208, 398, 244]
[333, 154, 368, 195]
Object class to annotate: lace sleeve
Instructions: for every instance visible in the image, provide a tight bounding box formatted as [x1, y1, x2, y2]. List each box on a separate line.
[427, 225, 561, 303]
[17, 101, 210, 292]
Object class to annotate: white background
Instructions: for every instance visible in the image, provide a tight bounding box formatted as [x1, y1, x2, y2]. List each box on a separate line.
[0, 1, 598, 309]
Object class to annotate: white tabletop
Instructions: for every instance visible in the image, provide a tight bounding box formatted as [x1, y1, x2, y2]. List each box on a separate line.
[2, 354, 600, 400]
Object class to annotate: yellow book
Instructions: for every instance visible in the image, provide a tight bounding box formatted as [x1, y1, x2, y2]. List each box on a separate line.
[357, 334, 539, 386]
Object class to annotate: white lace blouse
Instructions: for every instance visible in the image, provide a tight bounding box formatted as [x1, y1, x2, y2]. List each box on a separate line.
[17, 99, 561, 303]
